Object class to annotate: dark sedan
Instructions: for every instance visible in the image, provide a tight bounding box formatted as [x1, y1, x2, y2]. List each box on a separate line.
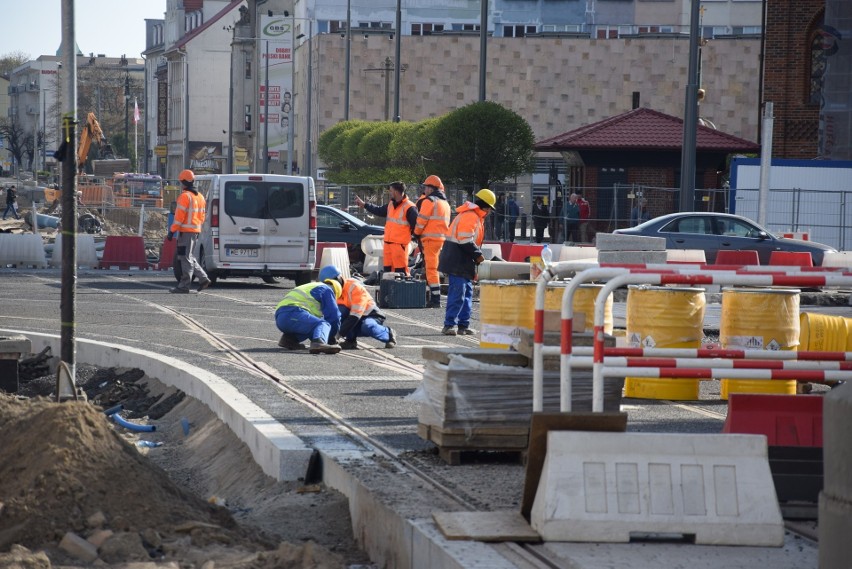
[316, 204, 384, 262]
[613, 212, 837, 265]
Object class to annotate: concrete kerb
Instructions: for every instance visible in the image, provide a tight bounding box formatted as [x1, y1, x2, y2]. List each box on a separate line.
[4, 328, 502, 569]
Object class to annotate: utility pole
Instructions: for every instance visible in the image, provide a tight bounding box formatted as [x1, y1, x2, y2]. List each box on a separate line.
[364, 58, 407, 121]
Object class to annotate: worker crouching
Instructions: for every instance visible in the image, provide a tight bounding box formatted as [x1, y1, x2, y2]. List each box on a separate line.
[319, 265, 396, 350]
[275, 279, 343, 354]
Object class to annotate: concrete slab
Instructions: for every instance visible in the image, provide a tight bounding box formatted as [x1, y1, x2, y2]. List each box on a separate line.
[0, 234, 48, 268]
[819, 382, 852, 568]
[530, 431, 785, 546]
[596, 233, 666, 251]
[598, 250, 668, 264]
[432, 511, 540, 542]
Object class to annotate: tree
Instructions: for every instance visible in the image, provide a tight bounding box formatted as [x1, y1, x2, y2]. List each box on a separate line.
[0, 118, 28, 168]
[0, 51, 29, 77]
[431, 101, 535, 190]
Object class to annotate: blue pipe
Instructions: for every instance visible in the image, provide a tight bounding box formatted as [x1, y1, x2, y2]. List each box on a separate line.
[112, 412, 156, 432]
[103, 404, 123, 416]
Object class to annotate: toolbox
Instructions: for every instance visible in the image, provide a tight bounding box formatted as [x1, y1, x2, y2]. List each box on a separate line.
[377, 274, 427, 308]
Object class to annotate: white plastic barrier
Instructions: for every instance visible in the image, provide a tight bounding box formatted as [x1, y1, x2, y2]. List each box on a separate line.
[0, 234, 48, 268]
[559, 245, 598, 263]
[822, 251, 852, 268]
[49, 234, 99, 268]
[530, 431, 785, 546]
[361, 235, 384, 274]
[319, 247, 351, 280]
[666, 249, 707, 263]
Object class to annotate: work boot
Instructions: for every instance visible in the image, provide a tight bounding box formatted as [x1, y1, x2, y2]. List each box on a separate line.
[309, 340, 341, 354]
[339, 338, 359, 350]
[428, 293, 441, 308]
[457, 326, 475, 336]
[278, 333, 304, 350]
[442, 326, 457, 336]
[384, 327, 397, 349]
[197, 278, 212, 292]
[169, 287, 197, 294]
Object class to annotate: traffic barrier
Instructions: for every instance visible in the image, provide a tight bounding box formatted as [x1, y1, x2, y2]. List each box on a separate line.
[319, 244, 350, 280]
[558, 245, 598, 262]
[507, 244, 543, 263]
[98, 235, 150, 270]
[781, 231, 809, 241]
[316, 241, 346, 265]
[484, 241, 513, 261]
[480, 242, 503, 261]
[0, 234, 48, 268]
[158, 237, 177, 270]
[720, 288, 800, 399]
[714, 249, 760, 265]
[822, 251, 852, 268]
[624, 286, 706, 400]
[666, 249, 706, 264]
[529, 431, 785, 546]
[722, 393, 823, 447]
[50, 234, 99, 268]
[770, 250, 813, 267]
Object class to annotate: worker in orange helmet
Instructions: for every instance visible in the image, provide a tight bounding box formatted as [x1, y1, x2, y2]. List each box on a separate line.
[354, 181, 417, 275]
[168, 169, 211, 293]
[414, 174, 451, 308]
[319, 265, 396, 349]
[438, 189, 496, 336]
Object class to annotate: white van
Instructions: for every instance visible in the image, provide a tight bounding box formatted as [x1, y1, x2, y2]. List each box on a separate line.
[173, 174, 317, 285]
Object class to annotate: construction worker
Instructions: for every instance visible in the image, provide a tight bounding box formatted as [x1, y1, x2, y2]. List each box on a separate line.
[275, 279, 342, 354]
[168, 169, 211, 293]
[318, 265, 396, 350]
[354, 181, 417, 275]
[438, 189, 496, 336]
[414, 175, 451, 308]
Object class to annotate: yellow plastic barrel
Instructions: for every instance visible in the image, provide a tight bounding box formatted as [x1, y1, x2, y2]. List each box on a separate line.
[479, 281, 612, 349]
[719, 288, 800, 399]
[573, 284, 614, 335]
[799, 312, 852, 351]
[623, 286, 707, 400]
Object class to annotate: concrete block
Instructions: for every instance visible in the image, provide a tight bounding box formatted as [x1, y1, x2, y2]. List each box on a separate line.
[667, 249, 706, 263]
[530, 431, 784, 546]
[480, 243, 503, 261]
[595, 233, 666, 251]
[598, 250, 668, 265]
[822, 251, 852, 268]
[0, 234, 48, 268]
[319, 247, 351, 280]
[50, 234, 99, 268]
[59, 532, 99, 563]
[86, 529, 113, 548]
[0, 334, 31, 356]
[559, 245, 598, 262]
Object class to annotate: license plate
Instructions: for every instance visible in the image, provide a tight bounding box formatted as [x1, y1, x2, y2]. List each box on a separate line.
[226, 248, 259, 257]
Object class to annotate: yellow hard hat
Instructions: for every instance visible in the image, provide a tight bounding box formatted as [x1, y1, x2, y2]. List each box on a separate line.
[423, 174, 444, 190]
[324, 278, 342, 299]
[475, 188, 496, 208]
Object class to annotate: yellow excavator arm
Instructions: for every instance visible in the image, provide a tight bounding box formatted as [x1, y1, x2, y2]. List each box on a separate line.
[77, 112, 105, 174]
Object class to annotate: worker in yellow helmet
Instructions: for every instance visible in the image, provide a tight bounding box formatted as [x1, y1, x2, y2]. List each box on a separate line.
[438, 189, 496, 336]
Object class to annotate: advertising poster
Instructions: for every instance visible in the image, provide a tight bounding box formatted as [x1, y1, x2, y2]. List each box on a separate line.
[260, 15, 294, 163]
[188, 142, 223, 174]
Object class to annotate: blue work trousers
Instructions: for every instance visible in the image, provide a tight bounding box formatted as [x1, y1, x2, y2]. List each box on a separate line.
[340, 307, 390, 342]
[444, 274, 473, 328]
[275, 306, 331, 343]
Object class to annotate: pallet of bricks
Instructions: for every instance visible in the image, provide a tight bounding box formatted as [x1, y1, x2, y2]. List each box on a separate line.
[417, 336, 622, 465]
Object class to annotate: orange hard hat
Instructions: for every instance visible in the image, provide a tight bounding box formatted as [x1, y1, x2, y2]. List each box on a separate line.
[179, 169, 195, 183]
[423, 174, 444, 191]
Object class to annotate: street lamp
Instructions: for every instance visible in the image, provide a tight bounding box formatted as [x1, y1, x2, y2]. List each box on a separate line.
[120, 55, 130, 167]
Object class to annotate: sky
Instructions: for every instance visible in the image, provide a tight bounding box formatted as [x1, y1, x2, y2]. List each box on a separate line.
[4, 0, 168, 61]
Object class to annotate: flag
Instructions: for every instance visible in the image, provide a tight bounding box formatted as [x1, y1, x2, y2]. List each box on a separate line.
[133, 98, 140, 124]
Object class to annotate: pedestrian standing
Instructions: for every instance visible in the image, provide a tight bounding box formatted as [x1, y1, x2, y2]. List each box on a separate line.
[576, 189, 591, 243]
[168, 169, 211, 293]
[494, 193, 507, 241]
[319, 265, 396, 350]
[355, 181, 418, 275]
[532, 197, 549, 243]
[438, 189, 496, 336]
[275, 279, 342, 354]
[506, 195, 520, 242]
[564, 193, 581, 243]
[3, 186, 20, 220]
[414, 175, 451, 308]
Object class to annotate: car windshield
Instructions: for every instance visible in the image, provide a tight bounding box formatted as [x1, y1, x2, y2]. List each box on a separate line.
[223, 181, 305, 219]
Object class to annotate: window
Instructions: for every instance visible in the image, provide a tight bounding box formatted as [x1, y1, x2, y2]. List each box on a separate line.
[412, 23, 445, 35]
[322, 21, 347, 34]
[244, 105, 251, 131]
[503, 25, 536, 38]
[244, 55, 252, 80]
[662, 217, 712, 235]
[451, 23, 480, 32]
[714, 218, 760, 237]
[224, 182, 305, 220]
[809, 23, 840, 106]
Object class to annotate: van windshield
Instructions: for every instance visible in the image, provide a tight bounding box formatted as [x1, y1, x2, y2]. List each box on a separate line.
[223, 181, 305, 219]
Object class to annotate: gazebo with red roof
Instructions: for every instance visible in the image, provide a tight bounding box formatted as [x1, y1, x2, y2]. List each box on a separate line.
[534, 108, 759, 234]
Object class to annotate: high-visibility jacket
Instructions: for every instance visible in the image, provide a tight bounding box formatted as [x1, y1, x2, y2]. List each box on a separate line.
[170, 189, 206, 234]
[276, 282, 327, 318]
[438, 202, 488, 280]
[383, 197, 415, 244]
[338, 278, 378, 320]
[414, 191, 450, 240]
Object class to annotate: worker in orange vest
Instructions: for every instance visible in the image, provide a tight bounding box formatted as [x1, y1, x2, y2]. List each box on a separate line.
[414, 174, 451, 308]
[354, 181, 417, 275]
[318, 265, 396, 349]
[438, 189, 496, 336]
[168, 169, 211, 294]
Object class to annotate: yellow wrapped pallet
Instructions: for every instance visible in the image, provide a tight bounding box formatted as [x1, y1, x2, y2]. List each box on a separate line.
[624, 286, 707, 400]
[720, 288, 800, 399]
[479, 281, 612, 349]
[799, 312, 852, 351]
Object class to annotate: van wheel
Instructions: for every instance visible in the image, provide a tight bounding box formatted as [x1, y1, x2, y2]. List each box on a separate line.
[294, 271, 311, 286]
[262, 276, 280, 284]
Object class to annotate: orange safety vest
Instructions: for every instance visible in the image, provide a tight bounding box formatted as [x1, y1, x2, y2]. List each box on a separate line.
[414, 196, 450, 240]
[171, 190, 206, 234]
[447, 203, 486, 248]
[384, 197, 414, 244]
[338, 278, 377, 319]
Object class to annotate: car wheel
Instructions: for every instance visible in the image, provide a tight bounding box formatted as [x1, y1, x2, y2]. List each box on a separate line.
[262, 276, 281, 284]
[294, 271, 311, 286]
